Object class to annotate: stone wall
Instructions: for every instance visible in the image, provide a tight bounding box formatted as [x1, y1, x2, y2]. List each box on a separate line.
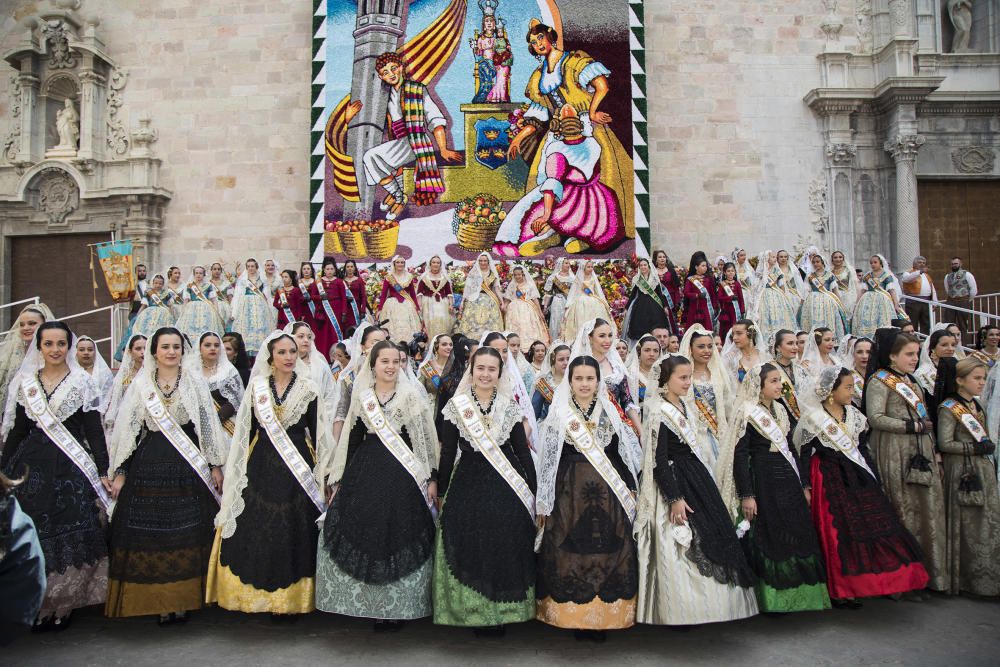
[0, 0, 314, 271]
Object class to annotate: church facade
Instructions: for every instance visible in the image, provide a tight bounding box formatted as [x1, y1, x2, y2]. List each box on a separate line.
[0, 0, 997, 317]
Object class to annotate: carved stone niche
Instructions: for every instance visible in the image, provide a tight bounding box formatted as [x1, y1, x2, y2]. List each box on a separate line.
[0, 1, 171, 271]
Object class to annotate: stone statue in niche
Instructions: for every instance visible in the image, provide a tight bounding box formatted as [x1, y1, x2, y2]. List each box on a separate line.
[54, 98, 80, 151]
[948, 0, 974, 52]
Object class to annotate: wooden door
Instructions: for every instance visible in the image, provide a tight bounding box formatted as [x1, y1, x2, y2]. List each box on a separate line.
[918, 180, 1000, 294]
[10, 232, 115, 358]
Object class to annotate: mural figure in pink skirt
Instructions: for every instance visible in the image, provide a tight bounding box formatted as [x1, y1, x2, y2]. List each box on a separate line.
[493, 106, 625, 258]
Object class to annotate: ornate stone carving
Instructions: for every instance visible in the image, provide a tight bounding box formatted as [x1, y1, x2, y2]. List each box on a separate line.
[951, 146, 995, 174]
[34, 167, 80, 225]
[54, 99, 80, 150]
[884, 134, 925, 161]
[825, 143, 857, 166]
[809, 176, 830, 235]
[2, 76, 22, 162]
[106, 67, 129, 156]
[130, 116, 159, 158]
[888, 0, 909, 27]
[820, 0, 844, 43]
[947, 0, 974, 53]
[41, 20, 79, 70]
[854, 0, 873, 54]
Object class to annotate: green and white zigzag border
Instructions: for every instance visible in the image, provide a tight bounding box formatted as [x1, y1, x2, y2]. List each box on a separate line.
[308, 0, 649, 262]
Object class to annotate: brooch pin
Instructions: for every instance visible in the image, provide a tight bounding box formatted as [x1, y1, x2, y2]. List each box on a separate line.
[27, 387, 37, 398]
[258, 394, 267, 404]
[569, 421, 581, 432]
[826, 424, 838, 435]
[462, 408, 474, 419]
[761, 417, 772, 428]
[678, 417, 687, 428]
[365, 401, 376, 411]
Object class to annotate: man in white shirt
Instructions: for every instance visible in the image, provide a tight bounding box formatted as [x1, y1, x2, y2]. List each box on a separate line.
[900, 256, 937, 334]
[943, 256, 978, 344]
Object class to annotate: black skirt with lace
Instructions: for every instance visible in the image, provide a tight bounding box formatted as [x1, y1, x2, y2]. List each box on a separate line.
[218, 401, 320, 592]
[322, 420, 434, 585]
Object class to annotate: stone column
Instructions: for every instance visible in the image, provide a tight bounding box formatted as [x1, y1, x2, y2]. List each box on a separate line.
[825, 143, 857, 256]
[15, 72, 41, 164]
[77, 63, 107, 162]
[884, 134, 925, 267]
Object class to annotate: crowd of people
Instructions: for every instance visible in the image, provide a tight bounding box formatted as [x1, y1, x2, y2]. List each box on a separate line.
[1, 245, 998, 644]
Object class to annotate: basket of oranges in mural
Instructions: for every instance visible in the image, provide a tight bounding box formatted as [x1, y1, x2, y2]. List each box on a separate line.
[326, 219, 400, 260]
[453, 193, 507, 252]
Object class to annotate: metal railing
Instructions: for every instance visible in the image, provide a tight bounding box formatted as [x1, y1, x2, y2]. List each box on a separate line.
[903, 294, 999, 341]
[973, 292, 1000, 323]
[60, 304, 119, 368]
[0, 296, 40, 313]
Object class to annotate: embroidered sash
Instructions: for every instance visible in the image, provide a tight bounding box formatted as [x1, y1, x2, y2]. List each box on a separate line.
[212, 280, 232, 304]
[452, 394, 535, 519]
[343, 279, 362, 325]
[189, 281, 224, 323]
[420, 363, 442, 389]
[866, 273, 905, 317]
[21, 375, 111, 509]
[633, 275, 665, 310]
[298, 282, 317, 318]
[851, 371, 865, 402]
[252, 378, 326, 513]
[564, 412, 637, 522]
[534, 375, 554, 404]
[660, 401, 714, 480]
[722, 282, 743, 321]
[389, 275, 420, 312]
[550, 276, 571, 297]
[940, 398, 989, 443]
[809, 273, 849, 327]
[775, 364, 801, 419]
[143, 388, 221, 503]
[813, 411, 875, 479]
[360, 389, 430, 504]
[874, 370, 928, 419]
[276, 289, 296, 323]
[147, 290, 168, 308]
[213, 398, 236, 436]
[315, 279, 345, 341]
[747, 404, 800, 480]
[691, 384, 720, 437]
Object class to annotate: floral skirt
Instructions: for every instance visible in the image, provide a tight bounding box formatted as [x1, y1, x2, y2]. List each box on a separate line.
[381, 298, 423, 345]
[176, 301, 225, 347]
[459, 294, 504, 341]
[232, 295, 275, 355]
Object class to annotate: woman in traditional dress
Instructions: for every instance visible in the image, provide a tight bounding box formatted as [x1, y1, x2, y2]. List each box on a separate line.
[800, 328, 843, 380]
[535, 355, 642, 639]
[176, 266, 224, 346]
[795, 366, 929, 607]
[800, 254, 851, 339]
[716, 262, 746, 343]
[0, 303, 53, 422]
[543, 258, 574, 341]
[377, 257, 423, 346]
[273, 269, 304, 331]
[770, 329, 807, 426]
[504, 20, 634, 250]
[527, 340, 547, 380]
[934, 357, 1000, 596]
[853, 255, 902, 340]
[263, 259, 282, 297]
[434, 347, 537, 632]
[417, 334, 453, 416]
[721, 319, 768, 385]
[505, 333, 537, 392]
[914, 327, 958, 396]
[864, 328, 947, 593]
[683, 254, 719, 334]
[733, 248, 757, 316]
[830, 250, 860, 317]
[76, 335, 114, 408]
[208, 262, 234, 331]
[103, 334, 146, 430]
[130, 273, 177, 340]
[532, 343, 570, 422]
[503, 265, 550, 349]
[985, 361, 1000, 449]
[971, 325, 1000, 369]
[570, 319, 642, 439]
[332, 325, 389, 443]
[623, 258, 673, 343]
[653, 250, 682, 331]
[458, 253, 504, 341]
[1, 322, 109, 630]
[416, 255, 454, 343]
[312, 259, 347, 363]
[223, 332, 251, 386]
[315, 340, 439, 629]
[841, 336, 872, 408]
[340, 260, 368, 334]
[295, 262, 322, 348]
[207, 331, 333, 615]
[680, 324, 736, 462]
[749, 251, 799, 344]
[164, 266, 185, 320]
[231, 259, 274, 357]
[625, 335, 660, 410]
[636, 356, 758, 625]
[775, 250, 805, 312]
[563, 260, 615, 343]
[287, 322, 338, 421]
[726, 363, 831, 612]
[105, 327, 227, 623]
[186, 331, 244, 437]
